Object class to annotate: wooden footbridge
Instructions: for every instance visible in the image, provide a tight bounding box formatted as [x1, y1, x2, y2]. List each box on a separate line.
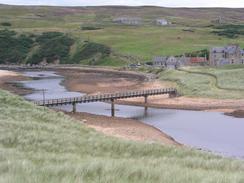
[34, 88, 177, 117]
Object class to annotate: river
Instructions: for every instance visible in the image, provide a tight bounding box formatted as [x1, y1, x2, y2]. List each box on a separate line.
[19, 71, 244, 158]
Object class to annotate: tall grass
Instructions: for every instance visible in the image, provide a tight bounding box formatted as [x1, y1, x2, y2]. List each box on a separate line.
[188, 66, 244, 91]
[0, 89, 244, 182]
[160, 66, 244, 99]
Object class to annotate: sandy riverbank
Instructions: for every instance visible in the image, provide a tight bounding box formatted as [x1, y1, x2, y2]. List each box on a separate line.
[65, 112, 181, 145]
[0, 70, 31, 95]
[55, 67, 166, 94]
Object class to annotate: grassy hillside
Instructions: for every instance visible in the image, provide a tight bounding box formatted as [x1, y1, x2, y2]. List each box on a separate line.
[159, 65, 244, 99]
[1, 89, 244, 182]
[1, 5, 244, 65]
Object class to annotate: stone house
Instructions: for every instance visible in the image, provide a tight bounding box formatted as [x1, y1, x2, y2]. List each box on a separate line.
[210, 44, 244, 66]
[113, 17, 142, 25]
[166, 56, 179, 69]
[153, 56, 207, 69]
[153, 56, 189, 69]
[152, 56, 168, 67]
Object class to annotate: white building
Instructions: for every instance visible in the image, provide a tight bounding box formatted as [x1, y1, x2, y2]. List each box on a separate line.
[156, 19, 171, 26]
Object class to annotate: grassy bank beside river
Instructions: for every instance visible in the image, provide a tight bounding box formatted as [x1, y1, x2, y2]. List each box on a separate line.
[1, 89, 244, 182]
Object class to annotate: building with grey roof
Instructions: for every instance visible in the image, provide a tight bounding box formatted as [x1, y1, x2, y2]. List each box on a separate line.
[210, 44, 244, 66]
[153, 56, 192, 69]
[113, 17, 142, 25]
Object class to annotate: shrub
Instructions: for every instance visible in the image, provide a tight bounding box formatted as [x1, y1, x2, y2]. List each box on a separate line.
[28, 32, 74, 64]
[212, 24, 244, 38]
[81, 26, 103, 30]
[0, 29, 33, 64]
[71, 42, 111, 64]
[184, 49, 209, 59]
[0, 22, 12, 26]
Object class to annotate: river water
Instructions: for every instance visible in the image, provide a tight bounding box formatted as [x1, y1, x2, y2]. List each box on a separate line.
[20, 71, 244, 158]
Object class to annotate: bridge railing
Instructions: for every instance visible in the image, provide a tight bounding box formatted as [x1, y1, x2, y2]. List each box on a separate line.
[34, 88, 177, 106]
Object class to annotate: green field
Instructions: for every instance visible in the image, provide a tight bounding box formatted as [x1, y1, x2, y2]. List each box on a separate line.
[159, 65, 244, 99]
[1, 89, 244, 182]
[1, 5, 244, 65]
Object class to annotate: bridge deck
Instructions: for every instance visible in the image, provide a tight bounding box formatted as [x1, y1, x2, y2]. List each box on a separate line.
[34, 88, 177, 107]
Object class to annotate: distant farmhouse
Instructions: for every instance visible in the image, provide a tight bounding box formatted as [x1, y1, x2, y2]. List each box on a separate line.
[210, 44, 244, 66]
[113, 17, 142, 25]
[211, 16, 226, 25]
[156, 19, 171, 26]
[153, 56, 207, 69]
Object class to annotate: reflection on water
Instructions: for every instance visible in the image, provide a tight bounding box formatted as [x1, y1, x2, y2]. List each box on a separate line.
[20, 72, 81, 101]
[21, 71, 244, 158]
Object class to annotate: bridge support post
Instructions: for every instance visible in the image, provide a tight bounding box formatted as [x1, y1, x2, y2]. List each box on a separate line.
[111, 99, 115, 117]
[72, 102, 76, 113]
[144, 95, 148, 111]
[169, 91, 177, 98]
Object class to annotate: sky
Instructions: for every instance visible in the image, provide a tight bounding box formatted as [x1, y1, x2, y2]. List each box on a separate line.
[0, 0, 244, 8]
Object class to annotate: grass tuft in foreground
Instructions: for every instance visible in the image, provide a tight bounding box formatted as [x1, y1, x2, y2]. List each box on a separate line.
[0, 90, 244, 182]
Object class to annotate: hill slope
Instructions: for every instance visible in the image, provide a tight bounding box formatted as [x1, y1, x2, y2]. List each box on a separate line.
[1, 5, 244, 64]
[1, 89, 244, 182]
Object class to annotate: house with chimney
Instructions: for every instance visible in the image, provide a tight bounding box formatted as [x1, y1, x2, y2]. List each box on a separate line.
[210, 44, 244, 66]
[153, 56, 207, 69]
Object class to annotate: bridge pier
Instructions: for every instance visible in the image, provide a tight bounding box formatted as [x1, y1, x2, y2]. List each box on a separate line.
[169, 91, 177, 98]
[144, 95, 148, 111]
[72, 102, 76, 113]
[111, 99, 115, 117]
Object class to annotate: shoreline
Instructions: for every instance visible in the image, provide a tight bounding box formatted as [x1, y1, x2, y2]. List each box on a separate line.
[0, 69, 180, 145]
[0, 70, 32, 95]
[64, 111, 181, 146]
